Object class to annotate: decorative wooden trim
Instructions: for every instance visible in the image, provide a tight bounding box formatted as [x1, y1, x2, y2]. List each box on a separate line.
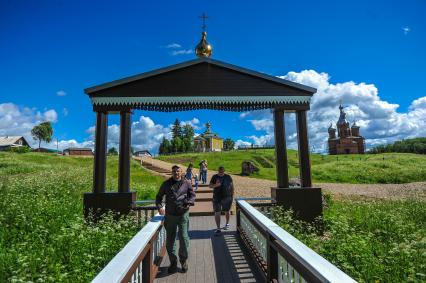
[91, 96, 311, 106]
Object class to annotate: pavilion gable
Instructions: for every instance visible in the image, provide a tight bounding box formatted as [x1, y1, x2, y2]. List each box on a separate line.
[85, 59, 316, 111]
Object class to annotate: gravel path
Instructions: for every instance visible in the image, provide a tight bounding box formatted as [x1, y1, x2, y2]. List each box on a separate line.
[136, 157, 426, 201]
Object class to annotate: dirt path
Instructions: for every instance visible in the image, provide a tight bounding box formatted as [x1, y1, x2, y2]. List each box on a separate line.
[135, 157, 426, 201]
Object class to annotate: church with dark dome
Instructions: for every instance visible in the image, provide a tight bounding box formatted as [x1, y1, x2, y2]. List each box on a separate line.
[328, 105, 365, 155]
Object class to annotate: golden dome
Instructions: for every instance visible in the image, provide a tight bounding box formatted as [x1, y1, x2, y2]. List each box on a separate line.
[195, 31, 212, 58]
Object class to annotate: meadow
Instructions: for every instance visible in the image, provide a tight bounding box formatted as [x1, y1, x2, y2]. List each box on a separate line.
[272, 197, 426, 282]
[0, 152, 164, 282]
[158, 149, 426, 183]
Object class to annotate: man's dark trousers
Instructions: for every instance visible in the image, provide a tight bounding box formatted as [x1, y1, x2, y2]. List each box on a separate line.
[164, 211, 190, 263]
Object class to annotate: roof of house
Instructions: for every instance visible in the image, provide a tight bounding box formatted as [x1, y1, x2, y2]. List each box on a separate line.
[0, 136, 26, 146]
[195, 133, 222, 140]
[202, 133, 222, 139]
[135, 150, 152, 155]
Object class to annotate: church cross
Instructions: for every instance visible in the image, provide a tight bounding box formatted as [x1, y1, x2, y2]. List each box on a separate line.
[199, 13, 208, 31]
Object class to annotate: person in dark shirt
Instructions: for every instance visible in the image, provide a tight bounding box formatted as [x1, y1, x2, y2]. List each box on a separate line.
[209, 166, 234, 234]
[156, 165, 196, 273]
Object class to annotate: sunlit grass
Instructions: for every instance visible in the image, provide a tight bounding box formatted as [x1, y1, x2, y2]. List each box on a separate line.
[272, 197, 426, 282]
[0, 152, 164, 282]
[158, 150, 426, 183]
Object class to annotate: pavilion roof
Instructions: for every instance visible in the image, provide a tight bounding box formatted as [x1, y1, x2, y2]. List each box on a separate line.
[85, 58, 316, 112]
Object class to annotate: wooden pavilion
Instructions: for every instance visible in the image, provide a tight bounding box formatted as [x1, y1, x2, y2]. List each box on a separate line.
[84, 57, 322, 221]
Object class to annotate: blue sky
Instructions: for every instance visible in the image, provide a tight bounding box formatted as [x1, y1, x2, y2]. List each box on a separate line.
[1, 0, 425, 153]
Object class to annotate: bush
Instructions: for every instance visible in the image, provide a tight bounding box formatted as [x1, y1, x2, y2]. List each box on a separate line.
[271, 199, 426, 282]
[8, 146, 31, 153]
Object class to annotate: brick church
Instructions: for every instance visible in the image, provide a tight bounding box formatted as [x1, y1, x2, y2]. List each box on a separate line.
[328, 105, 365, 154]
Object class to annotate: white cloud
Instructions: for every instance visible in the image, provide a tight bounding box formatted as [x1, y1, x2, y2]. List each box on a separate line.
[171, 49, 193, 56]
[165, 43, 182, 49]
[43, 109, 58, 123]
[239, 112, 251, 119]
[181, 118, 201, 130]
[44, 139, 94, 151]
[249, 118, 274, 132]
[99, 116, 170, 153]
[234, 139, 252, 148]
[402, 26, 410, 35]
[62, 108, 69, 117]
[0, 103, 59, 147]
[241, 70, 426, 152]
[56, 90, 67, 96]
[49, 116, 171, 153]
[163, 42, 193, 56]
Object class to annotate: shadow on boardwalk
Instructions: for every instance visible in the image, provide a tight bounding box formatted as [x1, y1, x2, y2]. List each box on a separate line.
[154, 216, 264, 283]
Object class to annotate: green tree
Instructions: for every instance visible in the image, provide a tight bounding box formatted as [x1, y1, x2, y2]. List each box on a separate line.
[182, 137, 193, 152]
[182, 124, 195, 140]
[223, 138, 235, 151]
[31, 122, 53, 149]
[182, 124, 195, 152]
[108, 147, 118, 155]
[171, 137, 183, 153]
[369, 137, 426, 155]
[159, 137, 171, 154]
[171, 119, 182, 139]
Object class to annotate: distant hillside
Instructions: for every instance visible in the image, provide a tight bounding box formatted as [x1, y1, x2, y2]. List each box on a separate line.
[369, 138, 426, 154]
[157, 149, 426, 184]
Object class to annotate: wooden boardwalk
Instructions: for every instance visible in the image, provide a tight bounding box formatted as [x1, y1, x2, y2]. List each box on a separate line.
[154, 215, 264, 283]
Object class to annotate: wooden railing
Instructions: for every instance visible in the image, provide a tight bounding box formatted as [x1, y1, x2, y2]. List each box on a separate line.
[92, 203, 165, 283]
[236, 199, 357, 283]
[133, 200, 157, 227]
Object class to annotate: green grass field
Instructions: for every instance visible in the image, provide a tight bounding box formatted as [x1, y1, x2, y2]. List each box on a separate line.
[158, 149, 426, 183]
[273, 197, 426, 282]
[1, 152, 425, 282]
[0, 152, 164, 282]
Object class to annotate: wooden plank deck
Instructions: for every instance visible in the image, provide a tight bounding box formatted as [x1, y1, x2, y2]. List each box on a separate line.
[154, 215, 264, 283]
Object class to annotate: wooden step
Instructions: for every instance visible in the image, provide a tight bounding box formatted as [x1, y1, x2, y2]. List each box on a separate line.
[196, 184, 210, 188]
[194, 189, 213, 194]
[195, 192, 213, 201]
[189, 202, 214, 216]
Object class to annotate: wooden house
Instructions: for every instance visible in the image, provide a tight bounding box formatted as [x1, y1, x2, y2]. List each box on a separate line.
[134, 150, 152, 157]
[0, 136, 30, 151]
[63, 147, 93, 156]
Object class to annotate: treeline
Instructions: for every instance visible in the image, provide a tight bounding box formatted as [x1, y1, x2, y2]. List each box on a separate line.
[369, 138, 426, 154]
[159, 119, 195, 154]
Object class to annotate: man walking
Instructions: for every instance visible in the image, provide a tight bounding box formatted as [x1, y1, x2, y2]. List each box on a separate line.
[209, 166, 234, 234]
[156, 165, 195, 273]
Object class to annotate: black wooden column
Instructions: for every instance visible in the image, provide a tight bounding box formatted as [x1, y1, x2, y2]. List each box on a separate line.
[119, 110, 131, 193]
[296, 110, 312, 188]
[273, 109, 289, 188]
[93, 111, 108, 193]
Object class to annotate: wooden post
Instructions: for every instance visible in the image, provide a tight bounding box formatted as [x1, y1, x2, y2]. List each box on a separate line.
[142, 243, 153, 283]
[267, 236, 278, 282]
[93, 111, 108, 193]
[296, 110, 312, 188]
[119, 110, 131, 193]
[273, 109, 289, 188]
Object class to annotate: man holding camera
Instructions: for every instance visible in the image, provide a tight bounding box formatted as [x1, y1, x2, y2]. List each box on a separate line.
[156, 165, 196, 274]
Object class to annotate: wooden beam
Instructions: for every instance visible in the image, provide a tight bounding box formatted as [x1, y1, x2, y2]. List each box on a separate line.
[119, 111, 131, 193]
[296, 110, 312, 188]
[93, 112, 108, 193]
[273, 109, 289, 188]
